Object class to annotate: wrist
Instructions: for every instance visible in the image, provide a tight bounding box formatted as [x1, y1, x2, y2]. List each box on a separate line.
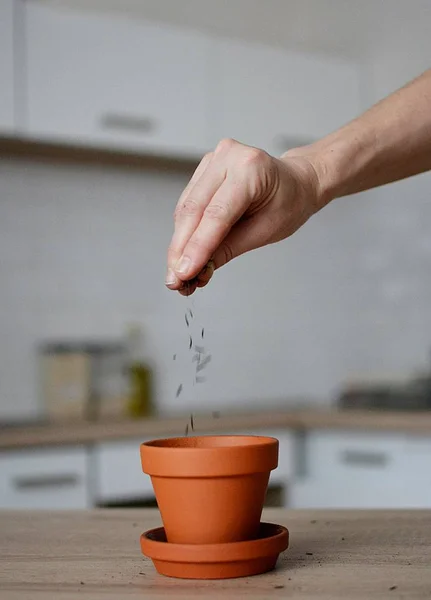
[281, 143, 335, 212]
[281, 129, 364, 210]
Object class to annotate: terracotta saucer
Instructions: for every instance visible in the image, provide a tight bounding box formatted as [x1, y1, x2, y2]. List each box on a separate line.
[141, 522, 289, 580]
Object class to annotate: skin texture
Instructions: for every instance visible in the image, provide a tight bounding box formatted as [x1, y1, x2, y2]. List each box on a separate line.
[166, 68, 431, 295]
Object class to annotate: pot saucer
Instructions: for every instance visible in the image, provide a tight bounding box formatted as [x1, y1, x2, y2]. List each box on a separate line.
[141, 521, 289, 580]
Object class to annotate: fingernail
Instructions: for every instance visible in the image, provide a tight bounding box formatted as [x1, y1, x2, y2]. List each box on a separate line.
[165, 268, 176, 286]
[176, 255, 191, 275]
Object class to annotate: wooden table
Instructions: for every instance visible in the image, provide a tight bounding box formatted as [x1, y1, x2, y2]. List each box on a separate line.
[1, 509, 430, 599]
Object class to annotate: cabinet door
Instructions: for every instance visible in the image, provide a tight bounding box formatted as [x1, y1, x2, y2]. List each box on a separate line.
[211, 38, 361, 156]
[25, 3, 210, 157]
[290, 431, 431, 509]
[95, 439, 154, 504]
[0, 447, 89, 509]
[0, 0, 14, 132]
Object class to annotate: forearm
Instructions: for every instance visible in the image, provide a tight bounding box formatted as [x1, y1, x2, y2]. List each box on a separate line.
[284, 68, 431, 208]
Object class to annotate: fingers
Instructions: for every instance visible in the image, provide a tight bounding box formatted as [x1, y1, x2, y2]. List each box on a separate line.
[165, 139, 279, 296]
[172, 171, 251, 282]
[178, 279, 198, 297]
[178, 213, 274, 296]
[166, 152, 223, 289]
[177, 260, 215, 296]
[196, 259, 215, 287]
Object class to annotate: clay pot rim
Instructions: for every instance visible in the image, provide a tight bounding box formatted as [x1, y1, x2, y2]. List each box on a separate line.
[141, 522, 289, 564]
[141, 435, 279, 477]
[144, 434, 278, 449]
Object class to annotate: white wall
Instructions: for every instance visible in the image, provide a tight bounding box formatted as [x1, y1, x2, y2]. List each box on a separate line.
[0, 157, 371, 420]
[351, 1, 431, 378]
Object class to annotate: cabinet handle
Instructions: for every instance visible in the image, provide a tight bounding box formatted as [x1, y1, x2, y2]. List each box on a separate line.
[273, 134, 314, 154]
[340, 450, 388, 468]
[13, 474, 80, 490]
[293, 429, 308, 479]
[98, 113, 157, 134]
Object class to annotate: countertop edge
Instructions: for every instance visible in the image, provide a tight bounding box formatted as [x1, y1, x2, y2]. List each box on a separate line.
[1, 409, 431, 450]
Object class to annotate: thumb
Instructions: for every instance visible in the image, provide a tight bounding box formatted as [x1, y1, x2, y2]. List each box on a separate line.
[212, 212, 274, 270]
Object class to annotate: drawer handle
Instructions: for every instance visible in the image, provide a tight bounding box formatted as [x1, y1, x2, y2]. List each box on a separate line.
[98, 113, 157, 134]
[13, 474, 80, 490]
[340, 450, 388, 468]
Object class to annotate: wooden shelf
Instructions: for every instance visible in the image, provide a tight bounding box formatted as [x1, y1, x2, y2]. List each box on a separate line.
[0, 135, 200, 173]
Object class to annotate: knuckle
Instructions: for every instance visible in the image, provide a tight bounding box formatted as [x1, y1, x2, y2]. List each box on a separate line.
[204, 202, 230, 222]
[174, 198, 201, 220]
[215, 137, 236, 154]
[241, 147, 266, 167]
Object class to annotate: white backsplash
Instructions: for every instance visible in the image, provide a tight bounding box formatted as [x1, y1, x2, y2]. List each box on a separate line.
[0, 157, 430, 420]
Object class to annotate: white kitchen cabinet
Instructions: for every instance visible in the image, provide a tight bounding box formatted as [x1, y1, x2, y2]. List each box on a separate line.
[95, 439, 153, 504]
[0, 446, 89, 509]
[0, 0, 15, 132]
[210, 38, 361, 156]
[24, 3, 210, 157]
[290, 430, 431, 509]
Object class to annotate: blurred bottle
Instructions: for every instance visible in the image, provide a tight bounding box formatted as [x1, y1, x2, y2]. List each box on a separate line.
[125, 324, 153, 418]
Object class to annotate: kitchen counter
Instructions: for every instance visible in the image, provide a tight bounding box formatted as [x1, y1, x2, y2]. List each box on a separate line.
[1, 508, 430, 599]
[2, 408, 431, 450]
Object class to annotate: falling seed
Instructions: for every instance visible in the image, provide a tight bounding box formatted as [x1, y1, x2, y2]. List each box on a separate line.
[189, 336, 192, 350]
[176, 384, 183, 398]
[190, 414, 194, 431]
[194, 344, 205, 354]
[188, 309, 194, 318]
[201, 327, 204, 338]
[196, 376, 206, 383]
[173, 354, 177, 360]
[196, 354, 211, 372]
[212, 411, 220, 418]
[192, 353, 201, 363]
[185, 313, 189, 327]
[185, 423, 189, 436]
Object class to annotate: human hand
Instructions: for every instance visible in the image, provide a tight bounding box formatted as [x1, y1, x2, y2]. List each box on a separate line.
[166, 138, 324, 295]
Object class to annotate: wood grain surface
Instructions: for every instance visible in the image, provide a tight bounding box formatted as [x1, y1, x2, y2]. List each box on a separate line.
[1, 508, 430, 599]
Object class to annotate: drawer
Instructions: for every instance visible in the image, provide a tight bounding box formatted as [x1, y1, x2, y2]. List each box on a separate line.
[95, 439, 153, 504]
[303, 430, 406, 480]
[0, 447, 89, 509]
[291, 430, 431, 509]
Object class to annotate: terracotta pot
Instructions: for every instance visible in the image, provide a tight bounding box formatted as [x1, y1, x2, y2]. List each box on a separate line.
[140, 435, 278, 544]
[141, 522, 289, 579]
